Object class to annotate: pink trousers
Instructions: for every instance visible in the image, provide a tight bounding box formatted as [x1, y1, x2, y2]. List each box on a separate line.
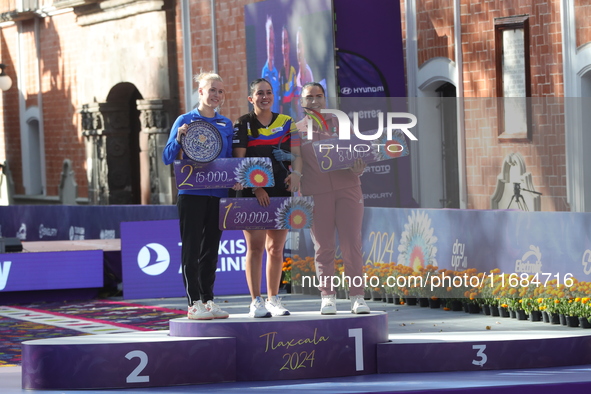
[310, 186, 365, 297]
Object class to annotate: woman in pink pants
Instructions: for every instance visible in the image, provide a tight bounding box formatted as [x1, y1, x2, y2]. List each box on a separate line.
[289, 82, 369, 315]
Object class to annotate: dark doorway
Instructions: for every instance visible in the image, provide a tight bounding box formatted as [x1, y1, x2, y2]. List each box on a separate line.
[105, 83, 143, 204]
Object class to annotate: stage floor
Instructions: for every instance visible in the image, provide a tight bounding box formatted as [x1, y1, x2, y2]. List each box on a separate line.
[3, 293, 591, 393]
[21, 238, 121, 252]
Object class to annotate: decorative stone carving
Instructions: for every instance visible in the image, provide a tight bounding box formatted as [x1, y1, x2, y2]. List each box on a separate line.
[75, 0, 165, 27]
[137, 99, 173, 205]
[81, 98, 172, 205]
[491, 152, 541, 211]
[59, 159, 78, 205]
[80, 103, 109, 205]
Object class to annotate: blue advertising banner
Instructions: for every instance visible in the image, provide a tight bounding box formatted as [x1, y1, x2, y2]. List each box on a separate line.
[0, 205, 177, 242]
[291, 208, 591, 299]
[121, 220, 260, 299]
[359, 208, 591, 276]
[0, 250, 103, 292]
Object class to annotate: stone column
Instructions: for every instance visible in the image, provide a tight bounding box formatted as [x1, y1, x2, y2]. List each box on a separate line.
[137, 99, 173, 205]
[80, 103, 109, 205]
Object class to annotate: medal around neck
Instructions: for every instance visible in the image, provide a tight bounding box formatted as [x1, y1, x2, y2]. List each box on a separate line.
[180, 120, 223, 163]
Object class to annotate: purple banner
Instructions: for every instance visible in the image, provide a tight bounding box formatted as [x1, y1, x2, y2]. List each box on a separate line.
[219, 197, 313, 230]
[334, 0, 414, 208]
[174, 158, 275, 190]
[121, 220, 260, 299]
[0, 205, 177, 242]
[312, 130, 409, 172]
[0, 250, 103, 292]
[352, 208, 591, 296]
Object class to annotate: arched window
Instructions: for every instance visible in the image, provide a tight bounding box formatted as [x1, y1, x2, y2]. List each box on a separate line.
[22, 107, 45, 195]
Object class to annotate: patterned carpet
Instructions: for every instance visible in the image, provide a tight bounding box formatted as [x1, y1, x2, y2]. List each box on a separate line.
[0, 299, 186, 367]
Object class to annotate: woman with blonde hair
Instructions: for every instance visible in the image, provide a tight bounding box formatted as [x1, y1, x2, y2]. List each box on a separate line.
[163, 71, 238, 320]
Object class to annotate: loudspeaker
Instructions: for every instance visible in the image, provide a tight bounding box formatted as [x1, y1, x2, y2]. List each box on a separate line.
[0, 237, 22, 253]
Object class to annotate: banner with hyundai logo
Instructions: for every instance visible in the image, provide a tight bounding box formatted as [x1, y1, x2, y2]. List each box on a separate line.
[121, 220, 261, 299]
[334, 0, 414, 208]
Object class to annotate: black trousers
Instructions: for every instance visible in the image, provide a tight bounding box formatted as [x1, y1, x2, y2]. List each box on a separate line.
[177, 194, 222, 306]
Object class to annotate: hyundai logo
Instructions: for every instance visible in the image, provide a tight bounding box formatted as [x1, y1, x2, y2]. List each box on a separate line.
[137, 243, 170, 276]
[341, 87, 352, 95]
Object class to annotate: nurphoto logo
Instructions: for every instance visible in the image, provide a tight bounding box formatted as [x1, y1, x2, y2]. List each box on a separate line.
[304, 108, 418, 141]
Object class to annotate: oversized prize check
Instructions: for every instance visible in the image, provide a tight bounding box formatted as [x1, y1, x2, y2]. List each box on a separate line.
[312, 129, 409, 172]
[174, 157, 275, 189]
[219, 197, 314, 230]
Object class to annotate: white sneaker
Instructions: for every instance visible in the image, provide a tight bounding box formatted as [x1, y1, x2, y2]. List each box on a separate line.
[249, 296, 271, 318]
[266, 295, 290, 316]
[188, 301, 214, 320]
[320, 294, 337, 315]
[206, 300, 229, 319]
[351, 295, 370, 314]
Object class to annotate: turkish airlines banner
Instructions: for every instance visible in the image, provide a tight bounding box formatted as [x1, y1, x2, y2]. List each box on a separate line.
[120, 220, 261, 299]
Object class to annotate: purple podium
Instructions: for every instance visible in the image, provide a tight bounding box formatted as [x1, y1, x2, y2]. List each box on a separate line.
[21, 331, 236, 390]
[21, 312, 388, 389]
[20, 312, 591, 389]
[170, 311, 388, 381]
[377, 331, 591, 373]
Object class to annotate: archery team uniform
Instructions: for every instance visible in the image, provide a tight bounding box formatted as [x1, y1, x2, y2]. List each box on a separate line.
[162, 109, 233, 307]
[232, 112, 298, 198]
[261, 62, 281, 113]
[280, 65, 297, 119]
[293, 115, 365, 297]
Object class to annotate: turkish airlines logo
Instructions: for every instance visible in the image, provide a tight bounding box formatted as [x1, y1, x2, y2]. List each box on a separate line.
[0, 261, 11, 290]
[137, 243, 170, 276]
